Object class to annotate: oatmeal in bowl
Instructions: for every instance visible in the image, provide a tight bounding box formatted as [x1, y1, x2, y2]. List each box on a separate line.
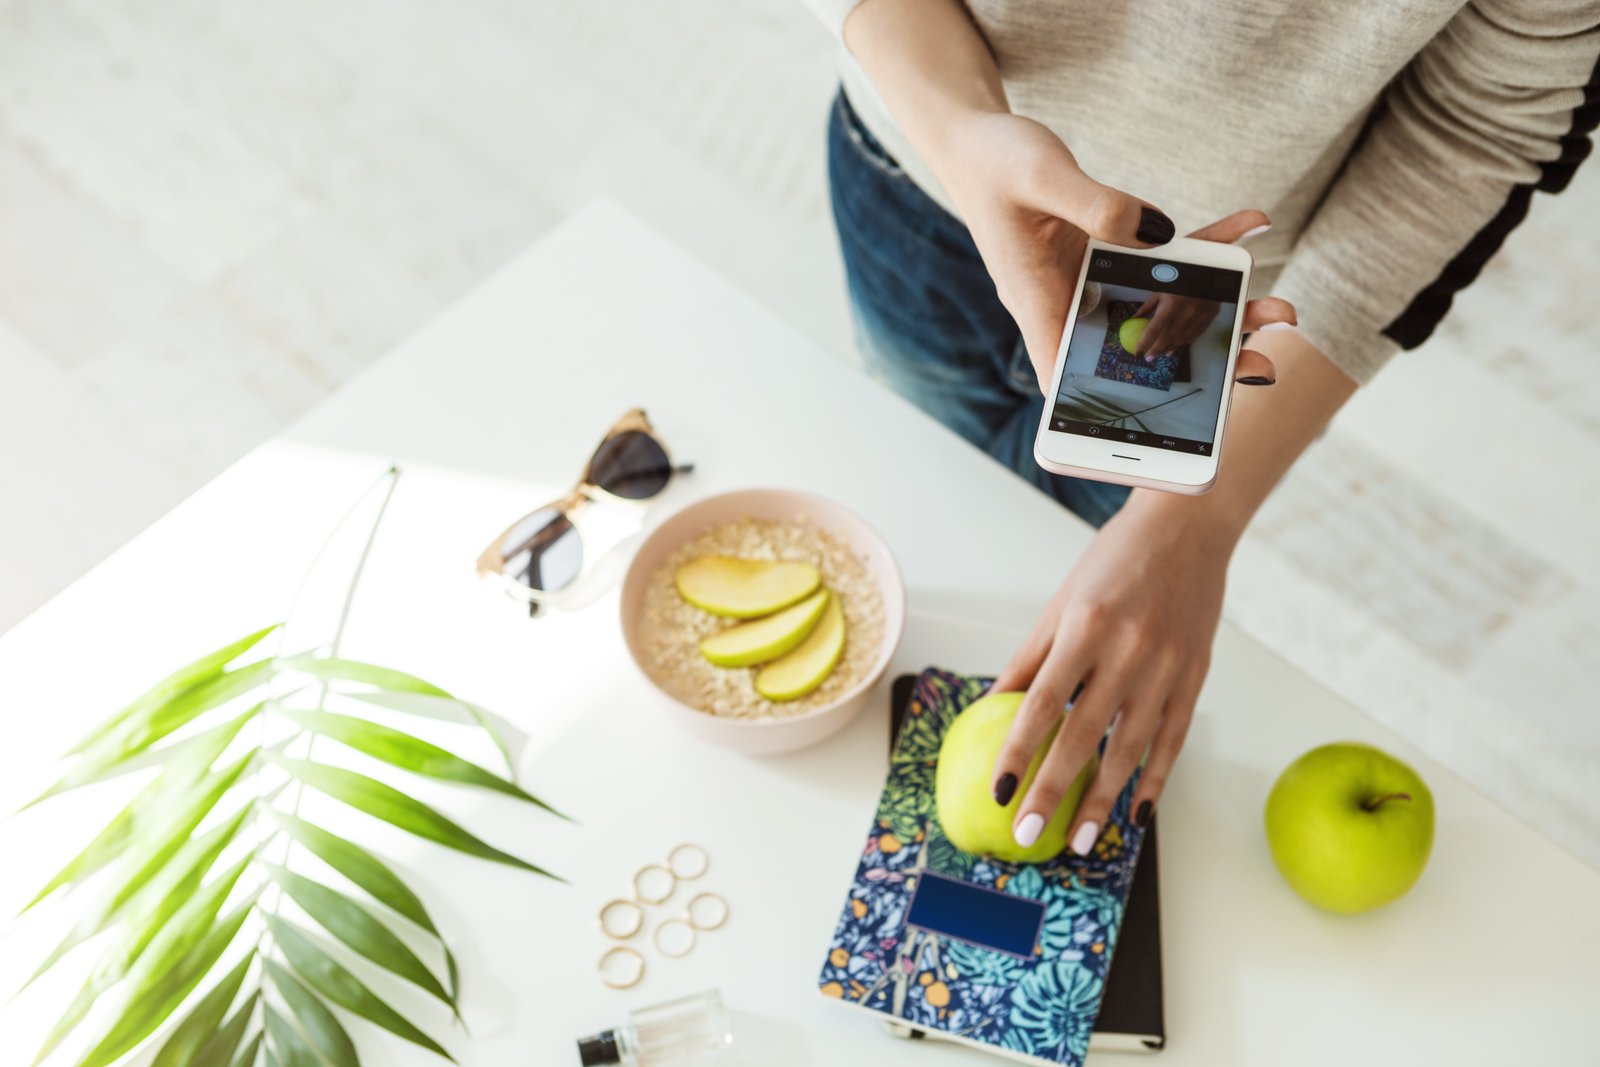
[619, 489, 906, 755]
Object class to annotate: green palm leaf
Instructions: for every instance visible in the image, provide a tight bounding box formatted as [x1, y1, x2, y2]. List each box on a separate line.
[37, 852, 257, 1065]
[264, 959, 359, 1067]
[150, 955, 255, 1067]
[58, 625, 278, 759]
[74, 895, 257, 1067]
[18, 471, 557, 1067]
[265, 863, 452, 1008]
[37, 661, 273, 805]
[282, 655, 451, 698]
[339, 690, 516, 777]
[267, 811, 439, 936]
[270, 757, 558, 879]
[264, 1007, 324, 1067]
[285, 656, 516, 774]
[265, 915, 454, 1062]
[230, 1033, 265, 1067]
[26, 798, 253, 989]
[23, 728, 256, 913]
[279, 706, 562, 818]
[188, 991, 260, 1067]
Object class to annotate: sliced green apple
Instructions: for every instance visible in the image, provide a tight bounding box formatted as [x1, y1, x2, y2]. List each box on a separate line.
[699, 590, 829, 668]
[755, 593, 845, 701]
[675, 556, 821, 618]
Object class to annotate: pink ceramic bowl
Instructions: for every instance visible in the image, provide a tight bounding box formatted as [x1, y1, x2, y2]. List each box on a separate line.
[619, 488, 906, 755]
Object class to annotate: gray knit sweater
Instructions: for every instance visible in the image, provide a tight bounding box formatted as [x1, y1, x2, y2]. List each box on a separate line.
[806, 0, 1600, 383]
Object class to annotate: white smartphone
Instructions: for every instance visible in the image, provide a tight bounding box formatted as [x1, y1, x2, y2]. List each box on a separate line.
[1034, 237, 1253, 494]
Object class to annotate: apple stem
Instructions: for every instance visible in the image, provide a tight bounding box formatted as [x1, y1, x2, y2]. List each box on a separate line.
[1360, 792, 1412, 812]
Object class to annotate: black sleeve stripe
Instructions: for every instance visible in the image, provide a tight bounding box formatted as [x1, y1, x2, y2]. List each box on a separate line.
[1383, 49, 1600, 351]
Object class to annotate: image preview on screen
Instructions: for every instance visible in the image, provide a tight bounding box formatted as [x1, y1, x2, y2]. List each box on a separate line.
[1049, 250, 1243, 455]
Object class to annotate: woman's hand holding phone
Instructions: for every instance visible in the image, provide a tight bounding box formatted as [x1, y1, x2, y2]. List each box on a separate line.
[926, 111, 1295, 391]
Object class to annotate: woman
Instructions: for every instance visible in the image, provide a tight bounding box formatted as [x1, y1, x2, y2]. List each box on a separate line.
[803, 0, 1599, 853]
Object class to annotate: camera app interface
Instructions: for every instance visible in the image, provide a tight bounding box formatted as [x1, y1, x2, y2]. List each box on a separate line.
[1049, 250, 1243, 455]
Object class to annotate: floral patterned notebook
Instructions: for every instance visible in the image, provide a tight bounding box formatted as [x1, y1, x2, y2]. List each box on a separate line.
[817, 668, 1148, 1066]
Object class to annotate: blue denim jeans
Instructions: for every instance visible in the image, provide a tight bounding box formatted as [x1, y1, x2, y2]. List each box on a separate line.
[827, 91, 1131, 528]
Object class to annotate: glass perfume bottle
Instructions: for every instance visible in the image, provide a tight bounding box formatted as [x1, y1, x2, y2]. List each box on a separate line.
[577, 989, 733, 1066]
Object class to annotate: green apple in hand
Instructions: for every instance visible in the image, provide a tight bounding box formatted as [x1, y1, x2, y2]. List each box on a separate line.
[1265, 742, 1435, 914]
[935, 692, 1097, 864]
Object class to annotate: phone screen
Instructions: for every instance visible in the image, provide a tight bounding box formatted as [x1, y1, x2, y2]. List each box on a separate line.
[1048, 250, 1243, 455]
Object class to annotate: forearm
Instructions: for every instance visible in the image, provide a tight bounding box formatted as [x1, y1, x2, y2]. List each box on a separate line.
[1126, 332, 1356, 544]
[841, 0, 1008, 169]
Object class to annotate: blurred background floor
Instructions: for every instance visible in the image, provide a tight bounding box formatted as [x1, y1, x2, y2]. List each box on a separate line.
[1, 0, 1595, 866]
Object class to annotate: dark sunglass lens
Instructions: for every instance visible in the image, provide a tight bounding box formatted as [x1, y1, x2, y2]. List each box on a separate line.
[500, 508, 583, 592]
[589, 430, 672, 500]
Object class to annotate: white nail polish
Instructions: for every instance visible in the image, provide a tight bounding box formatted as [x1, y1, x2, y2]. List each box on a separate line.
[1240, 223, 1272, 240]
[1014, 813, 1046, 848]
[1257, 321, 1296, 332]
[1071, 821, 1100, 856]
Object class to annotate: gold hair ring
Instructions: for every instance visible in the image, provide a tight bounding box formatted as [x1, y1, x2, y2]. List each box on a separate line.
[653, 917, 697, 959]
[598, 946, 645, 989]
[632, 863, 676, 904]
[667, 842, 710, 881]
[599, 898, 644, 940]
[685, 891, 729, 931]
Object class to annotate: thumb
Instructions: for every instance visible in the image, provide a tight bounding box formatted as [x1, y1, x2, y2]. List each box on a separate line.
[1027, 147, 1175, 248]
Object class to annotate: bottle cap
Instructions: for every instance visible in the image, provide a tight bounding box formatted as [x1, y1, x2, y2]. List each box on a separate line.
[577, 1029, 621, 1066]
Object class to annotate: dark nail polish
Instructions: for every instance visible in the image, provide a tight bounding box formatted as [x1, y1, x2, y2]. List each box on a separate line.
[1136, 207, 1175, 245]
[1237, 375, 1275, 386]
[994, 773, 1018, 807]
[1135, 800, 1153, 828]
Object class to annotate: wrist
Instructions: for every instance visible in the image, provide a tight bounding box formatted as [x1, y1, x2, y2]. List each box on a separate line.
[1121, 486, 1251, 554]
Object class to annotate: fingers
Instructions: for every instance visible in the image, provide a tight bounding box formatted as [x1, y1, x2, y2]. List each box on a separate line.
[1234, 347, 1276, 385]
[1064, 701, 1157, 854]
[1127, 669, 1204, 824]
[1012, 677, 1121, 848]
[1187, 210, 1271, 244]
[1133, 294, 1159, 319]
[1138, 303, 1177, 359]
[991, 634, 1093, 806]
[1232, 297, 1295, 383]
[1242, 296, 1296, 332]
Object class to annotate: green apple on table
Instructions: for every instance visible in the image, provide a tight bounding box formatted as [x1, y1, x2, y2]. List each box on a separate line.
[935, 692, 1097, 863]
[1265, 742, 1435, 914]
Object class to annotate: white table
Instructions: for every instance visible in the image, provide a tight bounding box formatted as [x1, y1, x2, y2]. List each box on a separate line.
[1, 203, 1595, 1066]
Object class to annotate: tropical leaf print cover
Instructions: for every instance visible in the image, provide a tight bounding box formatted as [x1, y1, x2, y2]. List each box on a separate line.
[817, 668, 1146, 1065]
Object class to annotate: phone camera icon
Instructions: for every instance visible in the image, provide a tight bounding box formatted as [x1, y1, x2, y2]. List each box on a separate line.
[1152, 263, 1179, 283]
[1088, 426, 1101, 435]
[1095, 258, 1112, 269]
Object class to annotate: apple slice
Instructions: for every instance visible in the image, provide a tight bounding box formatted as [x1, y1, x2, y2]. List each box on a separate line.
[700, 590, 829, 668]
[755, 593, 846, 701]
[675, 556, 821, 618]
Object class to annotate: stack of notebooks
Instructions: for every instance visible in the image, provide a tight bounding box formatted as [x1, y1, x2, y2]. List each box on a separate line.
[816, 670, 1165, 1065]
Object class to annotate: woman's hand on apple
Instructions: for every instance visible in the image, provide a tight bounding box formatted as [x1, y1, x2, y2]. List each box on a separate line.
[987, 486, 1248, 856]
[1130, 293, 1221, 359]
